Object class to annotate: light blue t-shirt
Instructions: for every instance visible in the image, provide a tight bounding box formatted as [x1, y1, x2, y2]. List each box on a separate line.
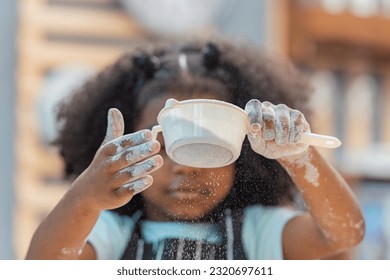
[87, 205, 300, 260]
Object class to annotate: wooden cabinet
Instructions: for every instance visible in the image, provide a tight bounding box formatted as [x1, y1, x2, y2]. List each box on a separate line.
[283, 0, 390, 180]
[288, 2, 390, 69]
[15, 0, 146, 259]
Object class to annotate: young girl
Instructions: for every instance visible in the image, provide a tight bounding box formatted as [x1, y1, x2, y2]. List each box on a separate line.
[26, 37, 365, 260]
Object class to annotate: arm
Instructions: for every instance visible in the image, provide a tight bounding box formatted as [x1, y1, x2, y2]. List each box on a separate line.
[278, 147, 364, 259]
[26, 183, 101, 260]
[26, 109, 162, 259]
[245, 99, 365, 260]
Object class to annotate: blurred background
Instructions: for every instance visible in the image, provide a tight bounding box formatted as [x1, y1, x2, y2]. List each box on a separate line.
[1, 0, 390, 259]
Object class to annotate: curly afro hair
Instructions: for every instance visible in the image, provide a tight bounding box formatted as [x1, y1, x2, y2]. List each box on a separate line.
[55, 36, 313, 219]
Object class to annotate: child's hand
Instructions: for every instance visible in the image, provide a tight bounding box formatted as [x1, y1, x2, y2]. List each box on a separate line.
[245, 99, 310, 159]
[71, 108, 163, 212]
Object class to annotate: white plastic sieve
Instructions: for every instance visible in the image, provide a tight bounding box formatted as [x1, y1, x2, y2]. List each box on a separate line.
[152, 98, 341, 168]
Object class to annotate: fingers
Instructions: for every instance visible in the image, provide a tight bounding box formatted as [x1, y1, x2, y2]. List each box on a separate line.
[101, 109, 158, 158]
[113, 155, 163, 201]
[289, 110, 304, 143]
[102, 108, 125, 146]
[113, 175, 154, 206]
[103, 133, 160, 174]
[274, 104, 290, 145]
[115, 175, 154, 198]
[105, 155, 162, 206]
[256, 101, 308, 145]
[261, 101, 276, 141]
[110, 155, 163, 188]
[245, 99, 262, 133]
[102, 129, 155, 156]
[115, 139, 160, 164]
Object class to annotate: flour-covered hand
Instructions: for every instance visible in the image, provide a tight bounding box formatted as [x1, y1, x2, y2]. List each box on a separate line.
[245, 99, 310, 159]
[72, 108, 163, 212]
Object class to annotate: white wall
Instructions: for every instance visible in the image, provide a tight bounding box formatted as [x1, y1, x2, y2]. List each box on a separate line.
[0, 0, 17, 259]
[215, 0, 266, 46]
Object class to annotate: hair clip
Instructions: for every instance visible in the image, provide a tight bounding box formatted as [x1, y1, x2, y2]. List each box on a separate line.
[178, 53, 190, 77]
[133, 54, 160, 79]
[202, 42, 220, 71]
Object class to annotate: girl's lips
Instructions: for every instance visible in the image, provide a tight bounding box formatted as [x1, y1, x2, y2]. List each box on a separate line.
[168, 190, 203, 199]
[167, 176, 213, 199]
[167, 187, 212, 200]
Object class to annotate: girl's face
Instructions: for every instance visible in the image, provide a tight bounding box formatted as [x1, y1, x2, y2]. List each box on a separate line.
[135, 94, 235, 222]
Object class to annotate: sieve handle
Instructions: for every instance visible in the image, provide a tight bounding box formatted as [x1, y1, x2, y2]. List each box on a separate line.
[151, 125, 162, 140]
[300, 132, 342, 149]
[249, 124, 341, 149]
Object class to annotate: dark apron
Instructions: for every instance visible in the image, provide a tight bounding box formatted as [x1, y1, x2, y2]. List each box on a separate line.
[121, 209, 247, 260]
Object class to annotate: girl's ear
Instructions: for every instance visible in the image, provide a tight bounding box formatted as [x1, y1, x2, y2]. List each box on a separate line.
[202, 42, 220, 71]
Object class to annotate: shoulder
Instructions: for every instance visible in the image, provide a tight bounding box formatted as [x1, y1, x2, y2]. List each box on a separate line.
[242, 205, 302, 259]
[243, 204, 300, 234]
[87, 211, 140, 259]
[94, 210, 139, 234]
[244, 204, 299, 220]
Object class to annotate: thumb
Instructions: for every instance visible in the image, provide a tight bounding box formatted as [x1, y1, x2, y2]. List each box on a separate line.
[102, 108, 125, 146]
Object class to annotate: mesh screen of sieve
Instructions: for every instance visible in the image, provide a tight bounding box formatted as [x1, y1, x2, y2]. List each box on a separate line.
[171, 143, 233, 168]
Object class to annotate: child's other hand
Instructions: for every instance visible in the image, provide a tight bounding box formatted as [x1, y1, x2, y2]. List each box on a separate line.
[245, 99, 310, 159]
[71, 108, 163, 212]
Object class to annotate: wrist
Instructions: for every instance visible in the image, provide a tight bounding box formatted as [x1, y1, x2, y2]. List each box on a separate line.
[277, 146, 311, 168]
[67, 178, 102, 217]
